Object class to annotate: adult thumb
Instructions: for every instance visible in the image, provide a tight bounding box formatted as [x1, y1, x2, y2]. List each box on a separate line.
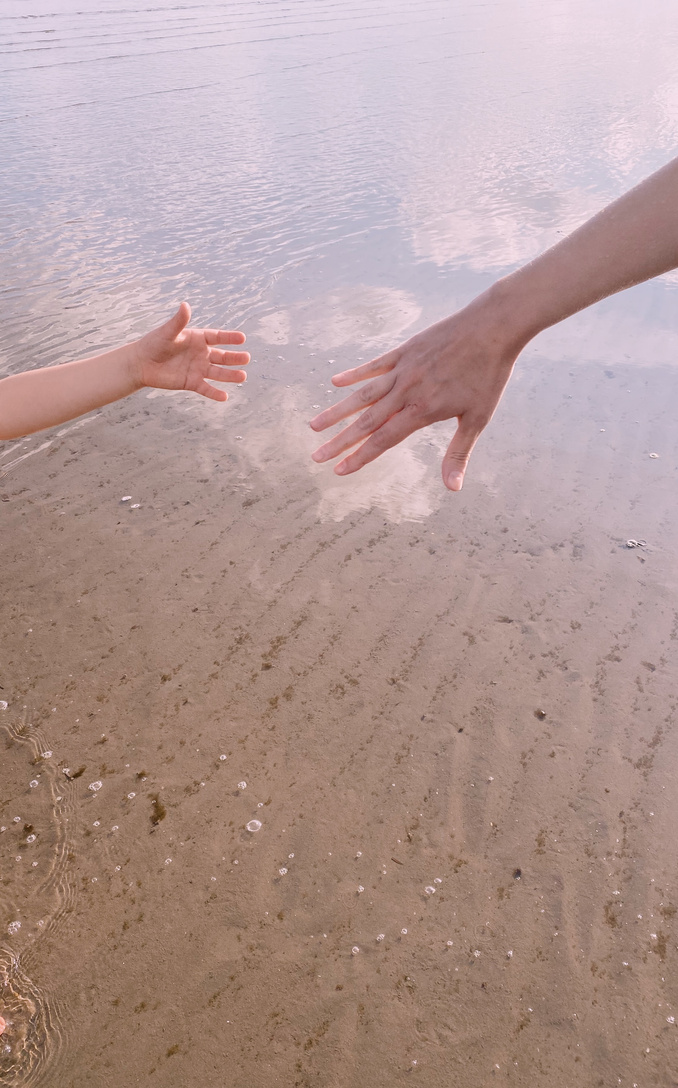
[442, 416, 480, 492]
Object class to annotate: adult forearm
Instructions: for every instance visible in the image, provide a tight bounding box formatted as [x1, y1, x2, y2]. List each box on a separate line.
[493, 155, 678, 348]
[0, 345, 140, 441]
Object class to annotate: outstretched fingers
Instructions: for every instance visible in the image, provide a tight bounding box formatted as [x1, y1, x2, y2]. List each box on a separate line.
[195, 379, 229, 402]
[333, 407, 420, 475]
[310, 372, 395, 433]
[203, 329, 247, 346]
[209, 347, 250, 367]
[330, 347, 401, 388]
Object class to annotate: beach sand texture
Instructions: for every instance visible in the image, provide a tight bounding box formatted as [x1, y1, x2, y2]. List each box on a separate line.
[2, 347, 678, 1086]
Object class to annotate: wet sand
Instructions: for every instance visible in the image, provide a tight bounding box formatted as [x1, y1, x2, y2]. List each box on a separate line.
[2, 308, 678, 1086]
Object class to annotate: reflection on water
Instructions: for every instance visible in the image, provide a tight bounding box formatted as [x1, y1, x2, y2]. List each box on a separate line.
[2, 0, 678, 382]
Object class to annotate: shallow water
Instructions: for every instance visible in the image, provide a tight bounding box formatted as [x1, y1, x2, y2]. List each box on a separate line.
[2, 2, 678, 1085]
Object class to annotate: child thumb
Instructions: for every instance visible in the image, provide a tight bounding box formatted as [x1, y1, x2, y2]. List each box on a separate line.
[162, 301, 191, 340]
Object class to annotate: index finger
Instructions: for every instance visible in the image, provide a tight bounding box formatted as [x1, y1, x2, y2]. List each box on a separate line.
[331, 346, 400, 387]
[204, 329, 247, 346]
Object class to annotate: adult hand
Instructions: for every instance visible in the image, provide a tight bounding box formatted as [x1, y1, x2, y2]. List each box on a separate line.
[310, 291, 522, 491]
[134, 301, 250, 402]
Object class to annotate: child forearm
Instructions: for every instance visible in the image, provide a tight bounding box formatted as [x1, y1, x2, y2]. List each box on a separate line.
[0, 303, 249, 442]
[0, 345, 140, 441]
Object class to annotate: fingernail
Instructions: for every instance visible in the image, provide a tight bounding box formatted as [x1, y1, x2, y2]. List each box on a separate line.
[311, 451, 324, 463]
[335, 463, 348, 476]
[447, 472, 463, 491]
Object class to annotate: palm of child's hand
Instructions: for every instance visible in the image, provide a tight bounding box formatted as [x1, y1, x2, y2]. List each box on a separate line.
[137, 302, 250, 402]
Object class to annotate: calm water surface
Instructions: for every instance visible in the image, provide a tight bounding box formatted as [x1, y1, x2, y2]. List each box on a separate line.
[3, 3, 678, 1086]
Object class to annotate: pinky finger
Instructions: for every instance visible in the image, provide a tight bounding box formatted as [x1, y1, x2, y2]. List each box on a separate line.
[196, 381, 228, 402]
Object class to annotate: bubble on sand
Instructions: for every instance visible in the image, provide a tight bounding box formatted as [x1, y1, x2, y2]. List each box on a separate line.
[238, 781, 247, 790]
[473, 949, 481, 957]
[279, 867, 288, 876]
[26, 834, 36, 843]
[165, 858, 172, 865]
[7, 921, 21, 936]
[0, 701, 7, 710]
[219, 754, 227, 761]
[446, 940, 453, 947]
[131, 503, 141, 509]
[246, 820, 262, 833]
[29, 780, 39, 789]
[357, 886, 364, 893]
[121, 496, 132, 502]
[649, 452, 659, 458]
[351, 946, 360, 955]
[402, 928, 408, 935]
[42, 751, 52, 759]
[13, 817, 21, 823]
[127, 792, 136, 800]
[376, 934, 385, 942]
[433, 877, 442, 884]
[88, 781, 102, 792]
[667, 1016, 675, 1024]
[288, 853, 294, 859]
[355, 851, 362, 858]
[425, 886, 436, 895]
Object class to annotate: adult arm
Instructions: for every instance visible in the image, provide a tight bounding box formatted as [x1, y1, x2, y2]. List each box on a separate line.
[0, 302, 249, 441]
[310, 155, 678, 489]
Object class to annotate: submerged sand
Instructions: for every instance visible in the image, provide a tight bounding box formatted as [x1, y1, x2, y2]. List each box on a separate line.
[2, 320, 678, 1087]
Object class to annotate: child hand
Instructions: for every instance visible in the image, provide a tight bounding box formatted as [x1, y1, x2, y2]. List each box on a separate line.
[134, 302, 250, 402]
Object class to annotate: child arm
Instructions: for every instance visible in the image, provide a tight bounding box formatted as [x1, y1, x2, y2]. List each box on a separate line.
[0, 302, 249, 441]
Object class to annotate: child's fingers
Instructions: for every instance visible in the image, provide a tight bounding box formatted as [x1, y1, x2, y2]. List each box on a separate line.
[204, 329, 247, 346]
[207, 364, 247, 384]
[159, 302, 191, 340]
[209, 348, 250, 366]
[331, 347, 400, 387]
[196, 380, 228, 402]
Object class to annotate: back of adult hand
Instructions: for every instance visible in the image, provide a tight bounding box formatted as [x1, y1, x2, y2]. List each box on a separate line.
[310, 288, 522, 491]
